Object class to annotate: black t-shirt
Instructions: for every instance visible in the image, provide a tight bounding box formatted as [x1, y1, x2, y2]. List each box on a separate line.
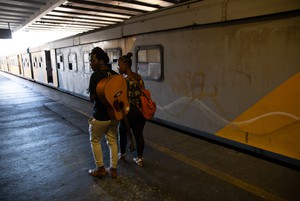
[89, 69, 118, 121]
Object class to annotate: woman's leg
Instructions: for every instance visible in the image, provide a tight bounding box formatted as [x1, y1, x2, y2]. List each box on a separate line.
[132, 122, 145, 158]
[128, 106, 146, 158]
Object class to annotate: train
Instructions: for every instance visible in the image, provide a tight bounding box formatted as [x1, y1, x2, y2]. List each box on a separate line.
[1, 0, 300, 167]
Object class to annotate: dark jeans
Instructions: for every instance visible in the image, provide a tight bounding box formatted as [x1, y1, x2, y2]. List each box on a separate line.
[119, 105, 146, 157]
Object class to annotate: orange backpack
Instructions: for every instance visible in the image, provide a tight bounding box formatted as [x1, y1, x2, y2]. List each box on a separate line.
[139, 88, 156, 119]
[129, 76, 156, 120]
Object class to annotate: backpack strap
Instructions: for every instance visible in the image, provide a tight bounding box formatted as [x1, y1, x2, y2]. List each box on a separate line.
[127, 75, 142, 88]
[127, 76, 151, 100]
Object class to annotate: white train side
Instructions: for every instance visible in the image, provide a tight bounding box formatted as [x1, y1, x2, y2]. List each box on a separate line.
[1, 0, 300, 166]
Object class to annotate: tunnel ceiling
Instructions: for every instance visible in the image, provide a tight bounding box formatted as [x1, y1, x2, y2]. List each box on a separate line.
[0, 0, 191, 35]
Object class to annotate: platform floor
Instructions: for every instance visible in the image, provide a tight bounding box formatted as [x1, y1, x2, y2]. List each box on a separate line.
[0, 72, 299, 201]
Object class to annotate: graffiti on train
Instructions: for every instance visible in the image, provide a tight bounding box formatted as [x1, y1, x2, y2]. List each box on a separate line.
[170, 71, 217, 99]
[157, 71, 222, 117]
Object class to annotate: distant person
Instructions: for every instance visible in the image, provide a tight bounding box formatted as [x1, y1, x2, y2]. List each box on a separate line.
[118, 52, 147, 166]
[88, 47, 119, 178]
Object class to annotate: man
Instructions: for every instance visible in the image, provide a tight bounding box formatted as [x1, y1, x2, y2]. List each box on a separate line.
[88, 47, 118, 178]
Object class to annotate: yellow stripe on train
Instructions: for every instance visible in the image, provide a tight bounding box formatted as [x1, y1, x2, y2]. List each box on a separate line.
[216, 71, 300, 160]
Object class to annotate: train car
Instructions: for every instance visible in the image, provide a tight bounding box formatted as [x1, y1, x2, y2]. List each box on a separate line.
[1, 50, 31, 79]
[0, 56, 8, 72]
[4, 54, 23, 77]
[1, 0, 300, 166]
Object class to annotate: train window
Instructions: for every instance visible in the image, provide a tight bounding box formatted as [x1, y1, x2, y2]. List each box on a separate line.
[106, 48, 122, 72]
[83, 52, 91, 73]
[33, 56, 38, 68]
[23, 58, 27, 68]
[56, 54, 64, 70]
[39, 56, 43, 68]
[22, 58, 26, 68]
[136, 45, 163, 81]
[68, 52, 77, 72]
[25, 58, 29, 68]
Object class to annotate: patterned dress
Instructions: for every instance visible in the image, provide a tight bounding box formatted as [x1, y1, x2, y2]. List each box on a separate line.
[125, 76, 144, 108]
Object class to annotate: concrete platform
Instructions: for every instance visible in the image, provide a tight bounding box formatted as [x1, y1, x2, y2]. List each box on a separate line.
[0, 71, 299, 201]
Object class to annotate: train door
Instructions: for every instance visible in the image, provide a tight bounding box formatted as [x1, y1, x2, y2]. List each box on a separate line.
[45, 50, 53, 83]
[21, 53, 32, 80]
[29, 53, 34, 80]
[32, 52, 46, 83]
[6, 57, 10, 72]
[50, 49, 58, 87]
[17, 55, 23, 76]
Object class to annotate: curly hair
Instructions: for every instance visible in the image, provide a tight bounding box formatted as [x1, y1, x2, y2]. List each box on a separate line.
[91, 47, 109, 64]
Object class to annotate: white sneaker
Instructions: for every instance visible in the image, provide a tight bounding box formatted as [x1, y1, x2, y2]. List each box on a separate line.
[133, 157, 144, 167]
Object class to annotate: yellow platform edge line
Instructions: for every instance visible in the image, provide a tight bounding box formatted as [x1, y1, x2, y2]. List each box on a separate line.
[147, 141, 286, 201]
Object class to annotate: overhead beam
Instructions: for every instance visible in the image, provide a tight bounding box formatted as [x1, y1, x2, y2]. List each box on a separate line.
[14, 0, 66, 32]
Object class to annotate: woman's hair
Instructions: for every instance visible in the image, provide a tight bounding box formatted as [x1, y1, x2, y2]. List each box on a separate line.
[119, 52, 133, 67]
[91, 47, 109, 65]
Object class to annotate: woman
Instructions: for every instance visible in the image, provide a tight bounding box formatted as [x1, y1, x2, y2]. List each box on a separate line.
[118, 52, 146, 166]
